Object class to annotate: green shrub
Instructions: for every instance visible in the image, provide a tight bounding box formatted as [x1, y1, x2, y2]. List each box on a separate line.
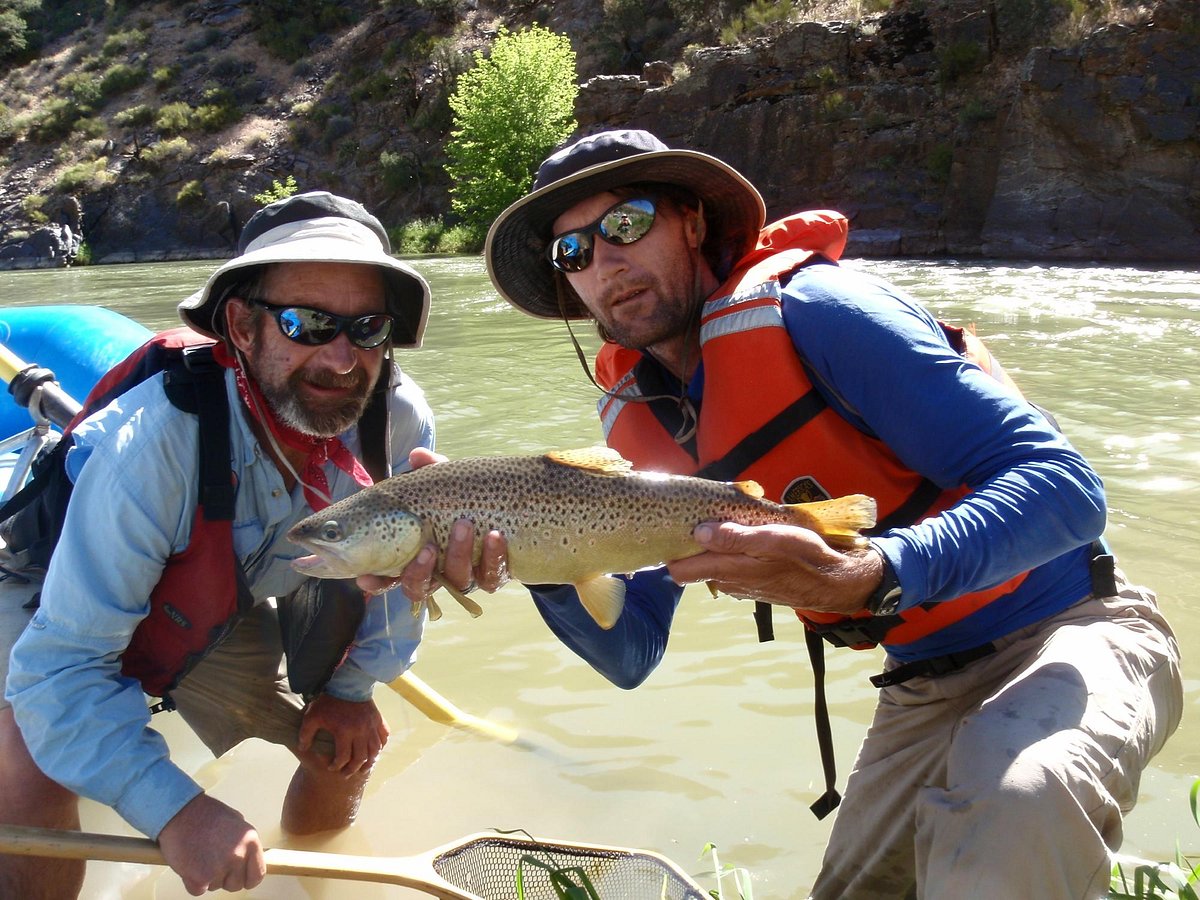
[192, 101, 240, 132]
[140, 136, 191, 167]
[926, 143, 954, 183]
[28, 98, 84, 142]
[446, 24, 578, 241]
[379, 148, 416, 193]
[71, 115, 107, 139]
[100, 27, 147, 58]
[113, 102, 155, 127]
[720, 0, 795, 44]
[253, 175, 298, 206]
[939, 41, 984, 84]
[960, 98, 998, 125]
[155, 101, 193, 134]
[249, 0, 355, 62]
[176, 179, 205, 206]
[99, 62, 146, 97]
[151, 64, 177, 88]
[59, 71, 104, 108]
[21, 192, 47, 224]
[55, 157, 112, 193]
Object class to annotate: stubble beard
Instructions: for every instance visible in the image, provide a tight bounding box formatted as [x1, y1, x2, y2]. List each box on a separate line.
[253, 358, 373, 439]
[600, 275, 701, 352]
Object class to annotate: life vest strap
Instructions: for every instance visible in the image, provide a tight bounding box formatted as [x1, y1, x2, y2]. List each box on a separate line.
[804, 627, 841, 820]
[868, 641, 998, 689]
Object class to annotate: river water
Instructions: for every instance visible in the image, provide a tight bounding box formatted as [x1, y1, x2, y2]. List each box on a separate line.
[1, 257, 1197, 899]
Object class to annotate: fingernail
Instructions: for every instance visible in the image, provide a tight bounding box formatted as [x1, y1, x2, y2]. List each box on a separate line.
[417, 546, 435, 566]
[694, 524, 713, 543]
[453, 520, 471, 540]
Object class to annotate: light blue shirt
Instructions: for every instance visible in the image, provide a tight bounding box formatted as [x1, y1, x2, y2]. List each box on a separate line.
[6, 363, 434, 838]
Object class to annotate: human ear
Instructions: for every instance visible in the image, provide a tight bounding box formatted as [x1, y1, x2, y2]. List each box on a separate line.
[223, 297, 257, 354]
[685, 201, 706, 248]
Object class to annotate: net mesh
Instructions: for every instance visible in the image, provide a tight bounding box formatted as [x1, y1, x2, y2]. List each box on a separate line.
[432, 835, 708, 900]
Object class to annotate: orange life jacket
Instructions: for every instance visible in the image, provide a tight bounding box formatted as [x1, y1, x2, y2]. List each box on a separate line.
[595, 211, 1028, 649]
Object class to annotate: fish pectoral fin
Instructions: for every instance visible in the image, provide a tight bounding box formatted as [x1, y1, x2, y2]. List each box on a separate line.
[546, 447, 633, 476]
[425, 595, 443, 621]
[573, 574, 626, 630]
[705, 579, 720, 599]
[787, 493, 878, 548]
[433, 572, 485, 618]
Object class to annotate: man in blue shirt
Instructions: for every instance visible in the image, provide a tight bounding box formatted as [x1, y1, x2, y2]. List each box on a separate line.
[0, 192, 444, 897]
[405, 129, 1182, 898]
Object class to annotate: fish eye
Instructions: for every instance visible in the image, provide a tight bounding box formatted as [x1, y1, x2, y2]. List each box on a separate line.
[320, 522, 343, 542]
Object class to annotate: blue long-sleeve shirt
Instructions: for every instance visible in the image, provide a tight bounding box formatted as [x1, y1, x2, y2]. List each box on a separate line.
[531, 261, 1105, 687]
[6, 364, 434, 838]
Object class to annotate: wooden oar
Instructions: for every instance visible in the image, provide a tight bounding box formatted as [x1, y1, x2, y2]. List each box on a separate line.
[0, 825, 710, 899]
[389, 670, 519, 744]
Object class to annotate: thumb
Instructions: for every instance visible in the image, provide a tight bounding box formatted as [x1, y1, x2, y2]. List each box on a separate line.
[693, 520, 750, 551]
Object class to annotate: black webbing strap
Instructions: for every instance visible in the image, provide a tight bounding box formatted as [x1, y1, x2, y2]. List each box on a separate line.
[804, 627, 842, 820]
[868, 641, 997, 689]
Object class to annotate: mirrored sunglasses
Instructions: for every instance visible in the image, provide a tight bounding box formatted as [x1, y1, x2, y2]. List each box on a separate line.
[246, 298, 394, 349]
[546, 198, 657, 273]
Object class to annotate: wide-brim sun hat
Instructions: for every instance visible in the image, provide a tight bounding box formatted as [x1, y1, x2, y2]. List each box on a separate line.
[485, 129, 766, 319]
[179, 191, 430, 348]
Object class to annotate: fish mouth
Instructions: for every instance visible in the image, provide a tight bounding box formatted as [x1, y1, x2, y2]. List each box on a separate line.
[291, 551, 359, 579]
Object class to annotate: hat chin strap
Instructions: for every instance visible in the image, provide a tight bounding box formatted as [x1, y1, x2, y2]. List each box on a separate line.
[230, 344, 334, 507]
[555, 218, 707, 447]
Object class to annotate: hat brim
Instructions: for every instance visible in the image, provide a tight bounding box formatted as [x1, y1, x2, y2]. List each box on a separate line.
[485, 150, 766, 319]
[179, 220, 430, 348]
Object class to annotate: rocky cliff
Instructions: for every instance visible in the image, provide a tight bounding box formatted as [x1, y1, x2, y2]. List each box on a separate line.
[0, 0, 1195, 266]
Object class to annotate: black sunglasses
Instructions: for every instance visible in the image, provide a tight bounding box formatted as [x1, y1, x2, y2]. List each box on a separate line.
[245, 298, 394, 350]
[546, 198, 657, 273]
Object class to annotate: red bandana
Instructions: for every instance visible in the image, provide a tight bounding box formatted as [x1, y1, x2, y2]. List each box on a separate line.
[213, 343, 374, 511]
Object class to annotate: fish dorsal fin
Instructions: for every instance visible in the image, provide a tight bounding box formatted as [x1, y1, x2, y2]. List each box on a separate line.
[733, 479, 765, 499]
[574, 574, 626, 629]
[546, 447, 633, 476]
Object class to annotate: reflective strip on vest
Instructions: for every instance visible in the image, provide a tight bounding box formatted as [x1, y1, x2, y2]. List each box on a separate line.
[598, 369, 643, 440]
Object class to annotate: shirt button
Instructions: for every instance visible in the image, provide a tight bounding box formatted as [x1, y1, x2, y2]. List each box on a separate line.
[272, 489, 282, 497]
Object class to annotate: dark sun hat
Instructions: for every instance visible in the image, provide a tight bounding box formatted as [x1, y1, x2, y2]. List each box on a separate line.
[179, 191, 430, 347]
[485, 129, 766, 320]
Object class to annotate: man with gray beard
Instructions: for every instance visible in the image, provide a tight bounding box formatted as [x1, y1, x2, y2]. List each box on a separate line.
[0, 192, 455, 896]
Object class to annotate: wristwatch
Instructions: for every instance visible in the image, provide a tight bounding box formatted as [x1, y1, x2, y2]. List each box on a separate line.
[864, 542, 903, 617]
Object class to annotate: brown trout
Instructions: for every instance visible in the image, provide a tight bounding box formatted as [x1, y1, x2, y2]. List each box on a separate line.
[288, 448, 877, 629]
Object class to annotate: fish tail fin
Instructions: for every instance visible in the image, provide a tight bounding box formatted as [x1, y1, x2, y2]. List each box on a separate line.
[785, 494, 877, 549]
[574, 574, 626, 630]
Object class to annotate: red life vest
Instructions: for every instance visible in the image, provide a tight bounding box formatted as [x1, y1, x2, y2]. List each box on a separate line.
[61, 327, 249, 696]
[595, 211, 1028, 649]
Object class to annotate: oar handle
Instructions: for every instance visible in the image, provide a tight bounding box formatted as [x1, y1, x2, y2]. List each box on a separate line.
[0, 824, 479, 898]
[0, 343, 28, 386]
[0, 341, 83, 428]
[0, 823, 165, 866]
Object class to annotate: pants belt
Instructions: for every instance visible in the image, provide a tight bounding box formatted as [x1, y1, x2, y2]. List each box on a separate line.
[869, 641, 998, 689]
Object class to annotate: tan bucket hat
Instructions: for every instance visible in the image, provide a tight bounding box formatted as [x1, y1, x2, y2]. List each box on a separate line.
[179, 191, 430, 347]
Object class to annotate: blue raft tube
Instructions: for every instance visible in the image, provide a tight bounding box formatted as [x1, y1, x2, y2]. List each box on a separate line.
[1, 306, 151, 496]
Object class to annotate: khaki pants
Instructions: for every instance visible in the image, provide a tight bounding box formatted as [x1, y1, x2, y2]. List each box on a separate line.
[811, 574, 1183, 900]
[1, 580, 312, 757]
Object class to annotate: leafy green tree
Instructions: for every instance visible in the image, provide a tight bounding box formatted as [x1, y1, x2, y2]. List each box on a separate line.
[445, 24, 578, 242]
[0, 0, 40, 65]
